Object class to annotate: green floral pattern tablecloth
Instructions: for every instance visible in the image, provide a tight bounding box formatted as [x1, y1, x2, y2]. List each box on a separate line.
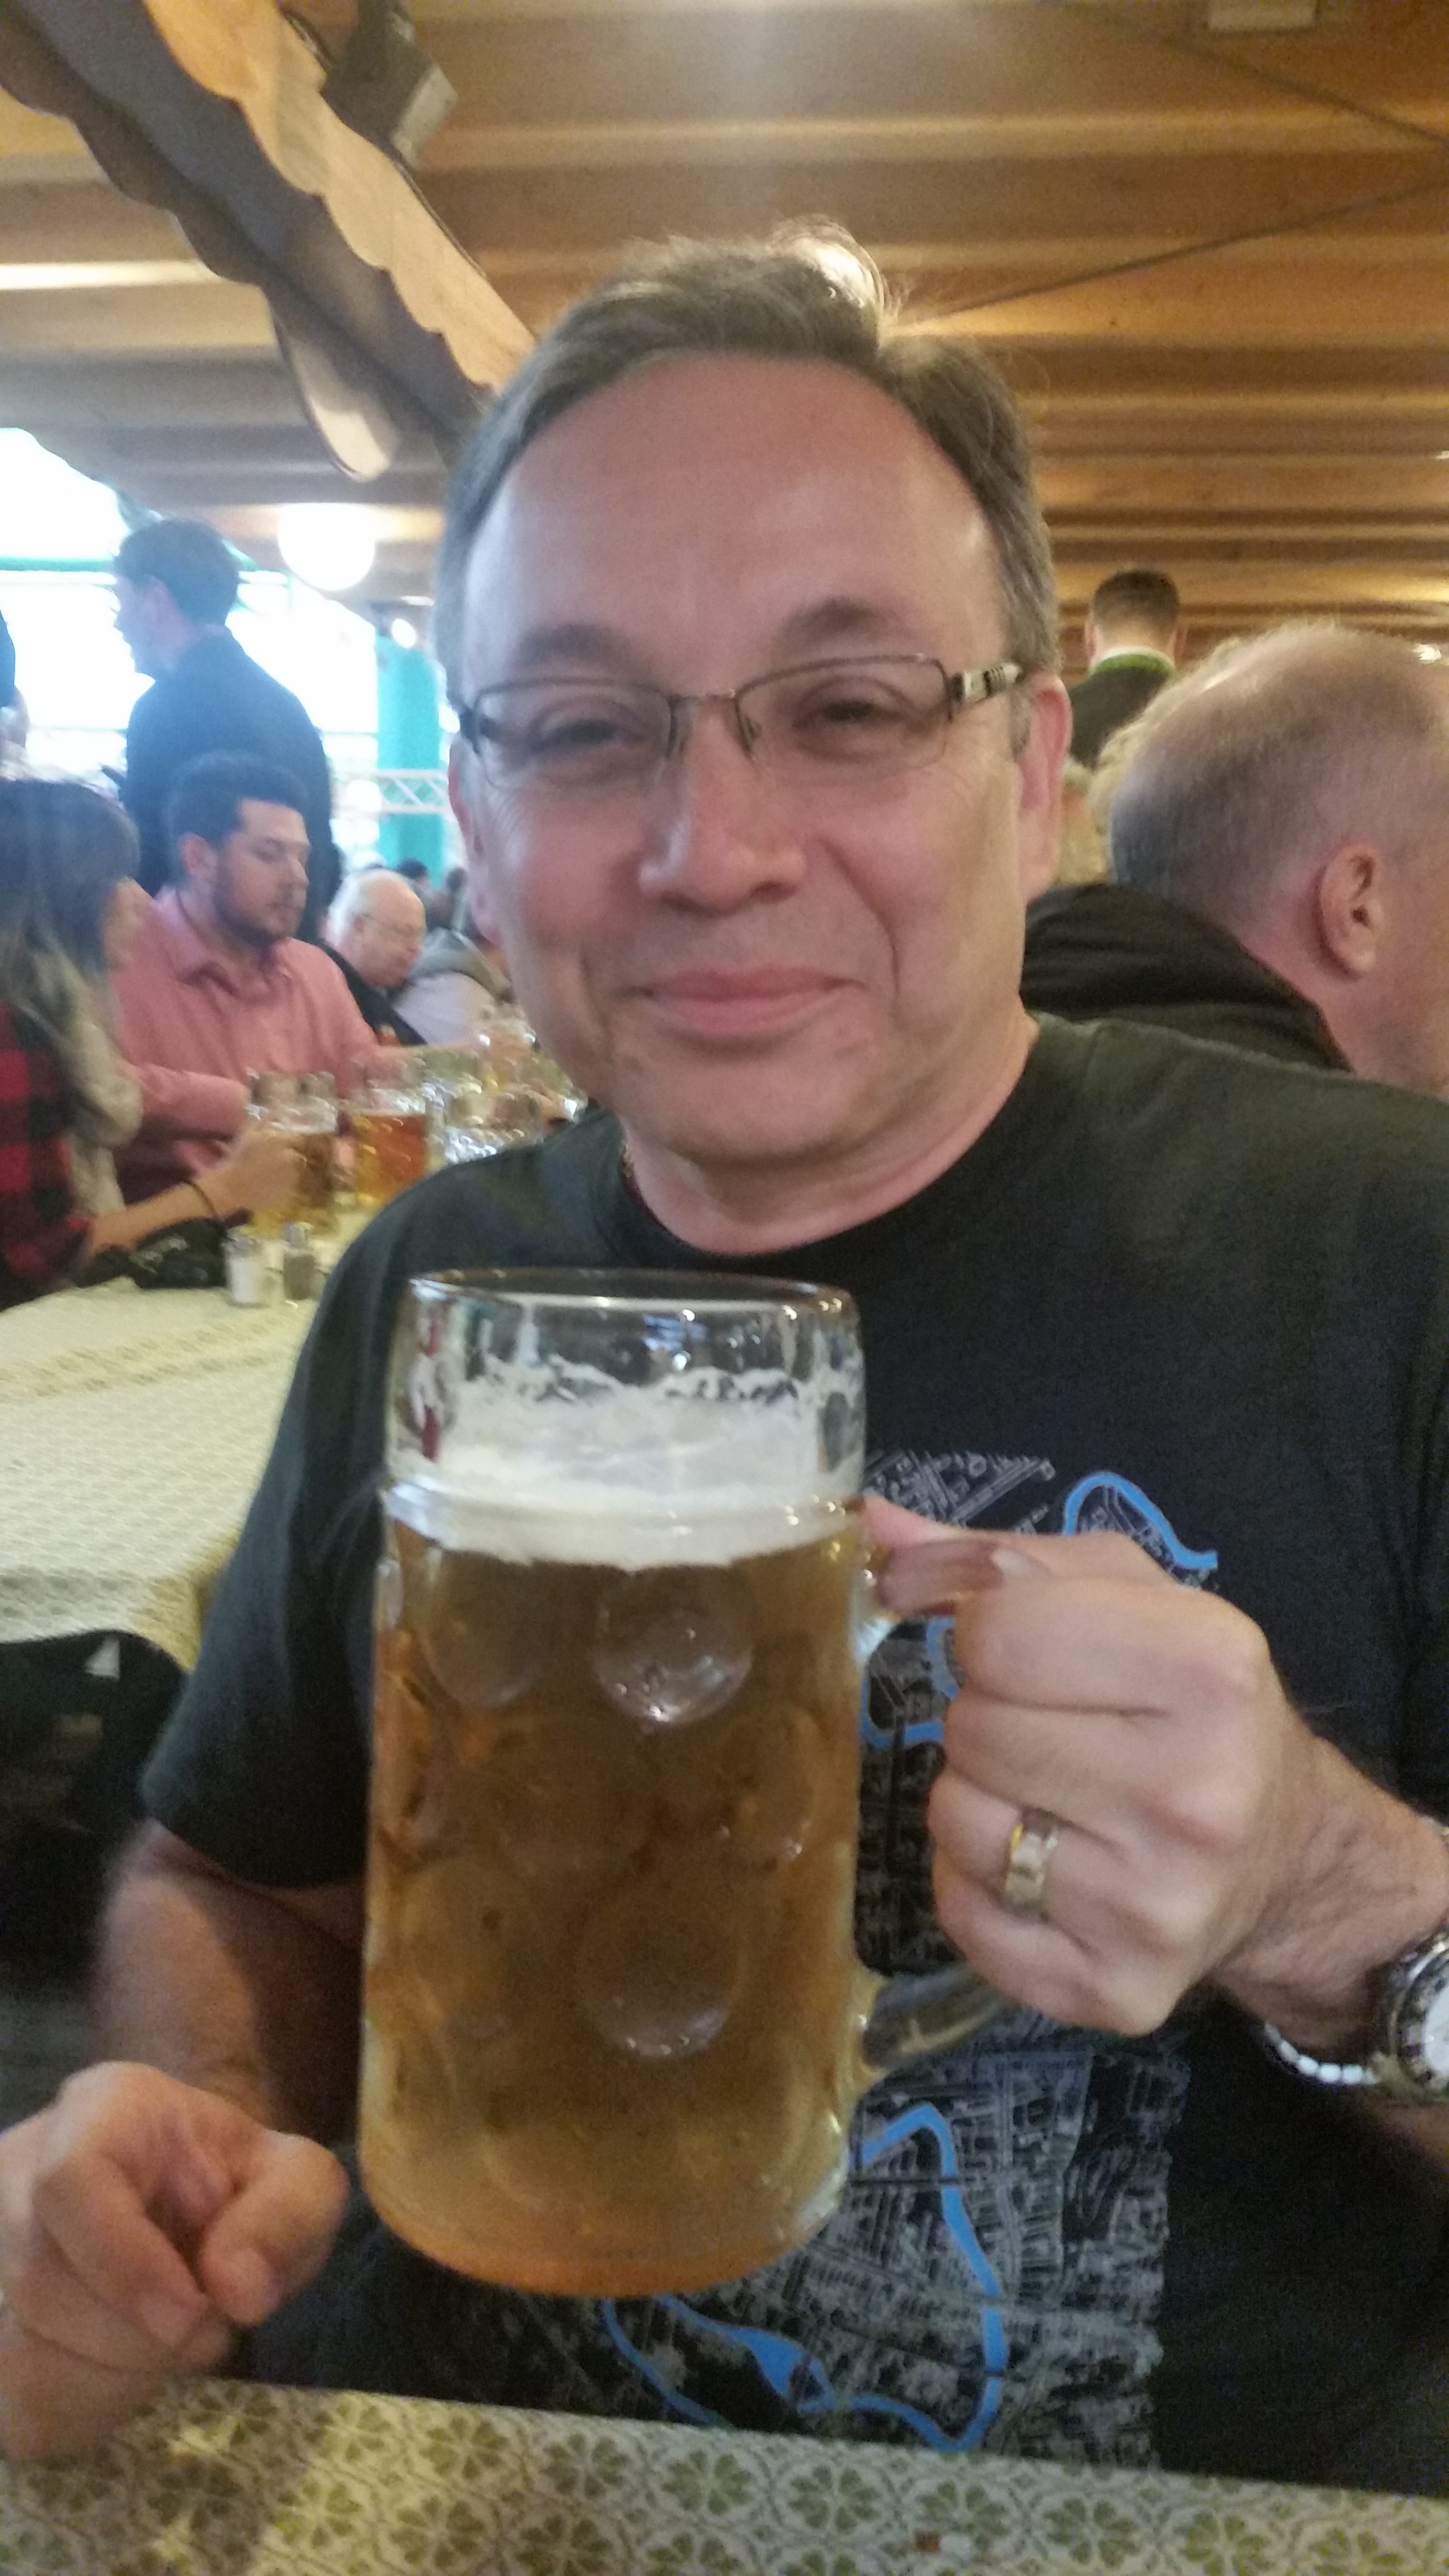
[1, 2381, 1446, 2575]
[0, 1282, 315, 1668]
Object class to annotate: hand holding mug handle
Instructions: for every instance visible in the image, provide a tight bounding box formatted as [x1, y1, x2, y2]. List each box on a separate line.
[849, 1508, 1048, 2078]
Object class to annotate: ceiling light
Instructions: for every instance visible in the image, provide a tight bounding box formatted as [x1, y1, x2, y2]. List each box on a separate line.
[277, 504, 376, 594]
[0, 260, 207, 293]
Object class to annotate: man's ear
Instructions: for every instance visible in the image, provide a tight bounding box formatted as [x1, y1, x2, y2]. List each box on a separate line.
[1015, 676, 1073, 901]
[448, 738, 502, 943]
[1312, 841, 1384, 977]
[1082, 615, 1099, 666]
[175, 832, 213, 887]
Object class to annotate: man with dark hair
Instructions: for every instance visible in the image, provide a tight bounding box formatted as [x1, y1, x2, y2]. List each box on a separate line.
[8, 237, 1449, 2499]
[1028, 623, 1449, 1086]
[110, 751, 375, 1195]
[114, 518, 341, 928]
[1067, 568, 1181, 767]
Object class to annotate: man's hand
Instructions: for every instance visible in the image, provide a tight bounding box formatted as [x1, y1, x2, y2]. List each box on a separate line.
[869, 1502, 1449, 2042]
[0, 2063, 349, 2461]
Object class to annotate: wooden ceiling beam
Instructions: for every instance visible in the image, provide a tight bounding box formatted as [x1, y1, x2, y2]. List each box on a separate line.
[0, 276, 275, 354]
[1037, 459, 1449, 513]
[0, 177, 188, 262]
[416, 1, 1416, 132]
[423, 149, 1448, 255]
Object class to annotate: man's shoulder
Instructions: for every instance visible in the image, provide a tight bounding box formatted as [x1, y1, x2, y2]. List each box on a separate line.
[1044, 1012, 1449, 1198]
[112, 887, 190, 987]
[217, 636, 322, 740]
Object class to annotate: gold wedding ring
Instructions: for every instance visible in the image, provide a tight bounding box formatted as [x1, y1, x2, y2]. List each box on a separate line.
[1001, 1808, 1061, 1918]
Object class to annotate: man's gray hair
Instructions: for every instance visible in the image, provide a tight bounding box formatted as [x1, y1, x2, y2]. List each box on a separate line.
[327, 865, 411, 939]
[433, 231, 1057, 706]
[1106, 624, 1449, 928]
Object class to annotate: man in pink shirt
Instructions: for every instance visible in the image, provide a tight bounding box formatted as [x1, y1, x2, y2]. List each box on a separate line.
[112, 751, 377, 1197]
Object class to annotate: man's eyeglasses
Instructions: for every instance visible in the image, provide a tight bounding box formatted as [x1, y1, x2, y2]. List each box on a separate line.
[454, 654, 1024, 799]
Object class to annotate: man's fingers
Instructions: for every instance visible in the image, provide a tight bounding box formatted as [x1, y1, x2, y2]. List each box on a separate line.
[951, 1576, 1271, 1721]
[0, 2219, 224, 2376]
[871, 1516, 1171, 1621]
[198, 2133, 350, 2324]
[29, 2073, 267, 2349]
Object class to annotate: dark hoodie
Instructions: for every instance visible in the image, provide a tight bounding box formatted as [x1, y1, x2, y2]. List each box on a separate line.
[1021, 882, 1351, 1072]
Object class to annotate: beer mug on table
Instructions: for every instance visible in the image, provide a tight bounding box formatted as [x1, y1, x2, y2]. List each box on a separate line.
[351, 1059, 431, 1208]
[363, 1273, 1003, 2298]
[245, 1071, 337, 1235]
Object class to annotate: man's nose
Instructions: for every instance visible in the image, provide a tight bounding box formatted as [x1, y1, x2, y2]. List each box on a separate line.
[636, 703, 806, 908]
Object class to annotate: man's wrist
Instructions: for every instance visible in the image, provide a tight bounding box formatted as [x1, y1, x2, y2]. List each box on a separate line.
[1213, 1740, 1449, 2054]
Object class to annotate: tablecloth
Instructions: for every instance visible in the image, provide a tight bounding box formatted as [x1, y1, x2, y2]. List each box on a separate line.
[2, 2379, 1446, 2575]
[0, 1283, 315, 1669]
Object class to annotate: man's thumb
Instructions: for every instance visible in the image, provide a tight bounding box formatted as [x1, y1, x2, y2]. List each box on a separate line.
[195, 2133, 349, 2325]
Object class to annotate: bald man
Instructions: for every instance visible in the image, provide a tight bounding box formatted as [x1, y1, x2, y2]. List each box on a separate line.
[1024, 623, 1449, 1090]
[322, 868, 427, 1046]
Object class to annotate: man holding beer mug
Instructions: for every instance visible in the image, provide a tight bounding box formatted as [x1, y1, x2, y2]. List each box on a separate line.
[4, 236, 1449, 2491]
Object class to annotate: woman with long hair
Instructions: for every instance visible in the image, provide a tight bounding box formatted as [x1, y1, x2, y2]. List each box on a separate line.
[0, 777, 296, 1306]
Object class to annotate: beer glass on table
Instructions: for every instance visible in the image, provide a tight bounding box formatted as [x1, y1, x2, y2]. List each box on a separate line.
[351, 1061, 431, 1208]
[245, 1071, 337, 1236]
[363, 1273, 1004, 2298]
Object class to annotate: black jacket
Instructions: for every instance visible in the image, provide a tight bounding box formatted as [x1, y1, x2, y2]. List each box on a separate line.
[1021, 883, 1351, 1072]
[322, 944, 425, 1048]
[1068, 655, 1173, 767]
[122, 630, 342, 933]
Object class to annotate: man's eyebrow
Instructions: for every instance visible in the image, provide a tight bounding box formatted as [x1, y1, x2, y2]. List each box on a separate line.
[773, 597, 917, 656]
[501, 623, 638, 677]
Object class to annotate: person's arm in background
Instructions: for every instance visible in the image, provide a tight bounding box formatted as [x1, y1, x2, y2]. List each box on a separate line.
[0, 1016, 300, 1298]
[116, 1060, 247, 1147]
[116, 693, 175, 900]
[108, 963, 247, 1146]
[87, 1127, 300, 1253]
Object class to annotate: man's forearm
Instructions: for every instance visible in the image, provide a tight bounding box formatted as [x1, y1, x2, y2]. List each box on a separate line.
[95, 1827, 361, 2141]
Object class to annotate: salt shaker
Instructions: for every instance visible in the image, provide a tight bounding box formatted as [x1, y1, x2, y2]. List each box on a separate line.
[225, 1227, 268, 1307]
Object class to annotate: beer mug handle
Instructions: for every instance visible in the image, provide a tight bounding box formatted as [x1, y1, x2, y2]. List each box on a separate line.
[849, 1547, 1014, 2081]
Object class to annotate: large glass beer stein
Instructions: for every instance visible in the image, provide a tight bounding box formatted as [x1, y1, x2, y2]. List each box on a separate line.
[363, 1273, 1003, 2297]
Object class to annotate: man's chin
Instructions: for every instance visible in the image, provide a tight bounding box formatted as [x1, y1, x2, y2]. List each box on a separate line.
[612, 1069, 869, 1175]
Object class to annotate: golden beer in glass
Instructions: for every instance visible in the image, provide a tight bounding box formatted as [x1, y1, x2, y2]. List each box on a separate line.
[246, 1072, 337, 1236]
[362, 1274, 1001, 2297]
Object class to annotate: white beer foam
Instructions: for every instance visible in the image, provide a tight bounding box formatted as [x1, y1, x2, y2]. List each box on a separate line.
[391, 1349, 859, 1565]
[388, 1479, 844, 1567]
[390, 1410, 849, 1566]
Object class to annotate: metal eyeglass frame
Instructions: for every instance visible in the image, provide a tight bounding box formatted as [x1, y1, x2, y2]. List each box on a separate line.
[454, 653, 1026, 788]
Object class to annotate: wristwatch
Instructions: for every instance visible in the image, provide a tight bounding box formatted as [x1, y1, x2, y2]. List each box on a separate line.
[1259, 1867, 1449, 2106]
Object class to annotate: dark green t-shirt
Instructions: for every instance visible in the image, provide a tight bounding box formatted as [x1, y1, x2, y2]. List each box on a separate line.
[145, 1016, 1449, 2488]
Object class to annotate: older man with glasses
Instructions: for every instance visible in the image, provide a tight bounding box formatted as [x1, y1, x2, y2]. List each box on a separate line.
[5, 235, 1449, 2499]
[322, 867, 427, 1047]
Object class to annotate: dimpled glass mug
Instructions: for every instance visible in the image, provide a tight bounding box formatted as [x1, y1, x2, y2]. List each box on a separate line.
[361, 1273, 1003, 2297]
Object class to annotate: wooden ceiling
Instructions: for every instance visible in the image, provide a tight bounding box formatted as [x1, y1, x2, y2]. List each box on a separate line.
[3, 0, 1449, 659]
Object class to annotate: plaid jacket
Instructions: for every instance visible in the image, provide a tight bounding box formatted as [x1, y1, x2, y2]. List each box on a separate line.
[0, 1003, 89, 1306]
